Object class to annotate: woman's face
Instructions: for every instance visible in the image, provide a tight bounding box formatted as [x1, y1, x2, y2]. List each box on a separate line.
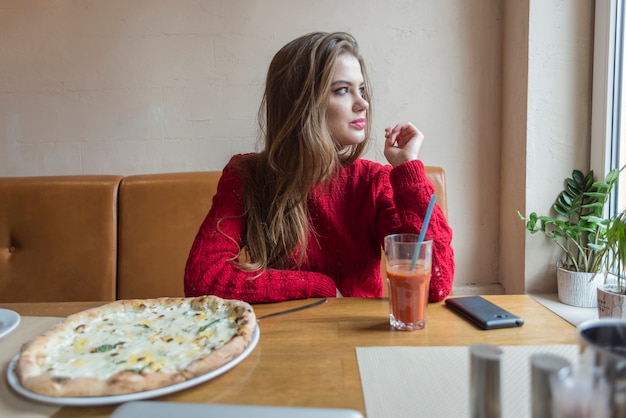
[327, 53, 369, 147]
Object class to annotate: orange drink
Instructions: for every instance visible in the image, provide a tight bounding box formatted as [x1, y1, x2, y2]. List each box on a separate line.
[387, 264, 431, 330]
[384, 235, 432, 331]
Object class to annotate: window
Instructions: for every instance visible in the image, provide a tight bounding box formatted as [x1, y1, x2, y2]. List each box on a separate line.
[612, 0, 626, 212]
[591, 0, 625, 214]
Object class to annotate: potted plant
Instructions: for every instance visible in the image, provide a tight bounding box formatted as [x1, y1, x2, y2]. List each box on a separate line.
[595, 208, 626, 318]
[518, 168, 621, 307]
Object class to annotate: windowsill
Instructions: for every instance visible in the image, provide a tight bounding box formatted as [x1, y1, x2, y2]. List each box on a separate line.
[528, 293, 598, 327]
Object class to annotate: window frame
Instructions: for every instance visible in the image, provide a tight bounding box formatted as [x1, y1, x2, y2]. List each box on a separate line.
[591, 0, 623, 214]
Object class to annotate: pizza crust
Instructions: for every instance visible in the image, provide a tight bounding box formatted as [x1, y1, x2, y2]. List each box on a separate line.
[15, 296, 256, 397]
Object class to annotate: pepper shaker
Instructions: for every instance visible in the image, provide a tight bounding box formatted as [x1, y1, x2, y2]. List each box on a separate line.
[530, 353, 572, 418]
[470, 343, 503, 418]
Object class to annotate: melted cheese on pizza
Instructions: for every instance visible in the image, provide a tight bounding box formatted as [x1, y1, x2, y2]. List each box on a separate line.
[37, 300, 240, 379]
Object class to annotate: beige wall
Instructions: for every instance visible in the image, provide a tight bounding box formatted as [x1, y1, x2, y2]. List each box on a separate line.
[0, 0, 594, 294]
[522, 0, 595, 294]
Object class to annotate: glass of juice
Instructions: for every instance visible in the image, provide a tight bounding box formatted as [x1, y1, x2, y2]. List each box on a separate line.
[384, 234, 432, 331]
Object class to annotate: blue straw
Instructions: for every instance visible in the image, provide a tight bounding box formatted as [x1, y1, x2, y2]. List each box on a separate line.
[410, 194, 437, 270]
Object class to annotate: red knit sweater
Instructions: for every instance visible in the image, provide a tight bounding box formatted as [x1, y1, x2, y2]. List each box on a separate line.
[184, 155, 455, 303]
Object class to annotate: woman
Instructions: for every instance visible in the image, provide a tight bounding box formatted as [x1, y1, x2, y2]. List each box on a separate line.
[184, 31, 454, 303]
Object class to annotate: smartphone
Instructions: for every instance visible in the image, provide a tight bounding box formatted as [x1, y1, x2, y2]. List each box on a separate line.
[445, 296, 524, 330]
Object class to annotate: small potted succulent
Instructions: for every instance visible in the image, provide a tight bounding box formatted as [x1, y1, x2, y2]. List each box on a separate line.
[518, 167, 621, 307]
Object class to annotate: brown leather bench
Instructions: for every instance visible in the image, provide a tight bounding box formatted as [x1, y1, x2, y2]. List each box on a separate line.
[116, 172, 220, 299]
[0, 175, 122, 302]
[120, 168, 447, 300]
[0, 168, 446, 302]
[422, 166, 448, 218]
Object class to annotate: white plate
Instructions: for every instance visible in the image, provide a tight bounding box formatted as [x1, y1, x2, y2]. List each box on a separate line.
[0, 309, 20, 339]
[111, 401, 364, 418]
[6, 325, 260, 406]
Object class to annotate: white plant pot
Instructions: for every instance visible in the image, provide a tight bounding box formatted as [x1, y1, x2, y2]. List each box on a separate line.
[556, 267, 604, 308]
[597, 284, 626, 319]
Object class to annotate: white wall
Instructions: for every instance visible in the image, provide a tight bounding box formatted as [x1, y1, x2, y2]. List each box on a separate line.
[0, 0, 595, 294]
[523, 0, 595, 293]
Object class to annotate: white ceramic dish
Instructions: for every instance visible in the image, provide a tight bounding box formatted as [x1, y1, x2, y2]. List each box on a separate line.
[111, 400, 364, 418]
[0, 308, 20, 339]
[6, 326, 260, 406]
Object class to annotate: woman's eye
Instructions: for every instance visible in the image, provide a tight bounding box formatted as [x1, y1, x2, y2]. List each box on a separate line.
[334, 87, 348, 95]
[359, 86, 366, 96]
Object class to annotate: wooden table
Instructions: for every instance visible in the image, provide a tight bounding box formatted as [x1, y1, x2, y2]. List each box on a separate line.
[0, 295, 577, 417]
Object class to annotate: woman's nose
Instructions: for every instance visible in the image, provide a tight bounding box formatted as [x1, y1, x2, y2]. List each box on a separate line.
[354, 95, 369, 111]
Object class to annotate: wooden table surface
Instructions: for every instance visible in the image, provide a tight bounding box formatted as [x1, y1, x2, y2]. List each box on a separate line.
[0, 295, 577, 417]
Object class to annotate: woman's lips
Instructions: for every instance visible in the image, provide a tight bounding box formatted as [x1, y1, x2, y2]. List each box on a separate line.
[351, 118, 366, 129]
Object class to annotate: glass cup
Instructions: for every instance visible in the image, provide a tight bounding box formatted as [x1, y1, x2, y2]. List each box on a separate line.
[574, 319, 626, 418]
[383, 234, 432, 331]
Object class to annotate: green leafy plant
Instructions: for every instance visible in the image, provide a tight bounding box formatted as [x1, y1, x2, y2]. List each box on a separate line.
[596, 209, 626, 294]
[518, 168, 622, 273]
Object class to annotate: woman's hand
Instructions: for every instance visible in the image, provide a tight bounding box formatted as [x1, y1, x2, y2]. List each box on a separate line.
[383, 122, 424, 167]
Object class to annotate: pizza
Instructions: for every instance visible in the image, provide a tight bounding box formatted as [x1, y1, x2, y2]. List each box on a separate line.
[15, 295, 256, 397]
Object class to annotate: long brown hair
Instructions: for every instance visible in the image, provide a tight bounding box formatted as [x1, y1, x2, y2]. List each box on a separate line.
[234, 32, 372, 272]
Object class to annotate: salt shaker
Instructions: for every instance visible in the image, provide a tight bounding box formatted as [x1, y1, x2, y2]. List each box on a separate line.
[470, 343, 503, 418]
[529, 353, 572, 418]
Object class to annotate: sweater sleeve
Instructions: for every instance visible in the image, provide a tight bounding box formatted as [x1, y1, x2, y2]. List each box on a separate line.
[377, 160, 455, 302]
[184, 157, 337, 303]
